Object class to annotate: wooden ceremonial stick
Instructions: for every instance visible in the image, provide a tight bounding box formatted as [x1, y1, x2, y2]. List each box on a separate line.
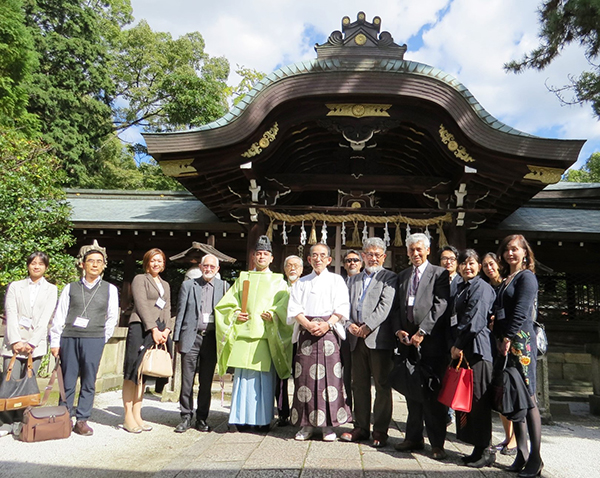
[241, 280, 250, 313]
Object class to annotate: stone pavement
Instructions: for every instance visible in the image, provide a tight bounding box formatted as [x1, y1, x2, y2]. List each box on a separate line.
[0, 380, 599, 478]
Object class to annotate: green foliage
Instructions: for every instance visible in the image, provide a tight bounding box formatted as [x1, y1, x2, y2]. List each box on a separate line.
[505, 0, 600, 118]
[112, 20, 230, 133]
[0, 0, 39, 133]
[0, 126, 78, 301]
[564, 151, 600, 181]
[228, 65, 267, 106]
[22, 0, 133, 185]
[80, 134, 183, 190]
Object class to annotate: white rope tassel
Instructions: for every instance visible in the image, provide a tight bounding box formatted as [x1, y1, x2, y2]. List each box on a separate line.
[281, 221, 288, 245]
[425, 225, 432, 241]
[383, 221, 390, 247]
[341, 221, 346, 246]
[405, 224, 412, 243]
[362, 221, 368, 244]
[321, 221, 328, 244]
[300, 220, 307, 246]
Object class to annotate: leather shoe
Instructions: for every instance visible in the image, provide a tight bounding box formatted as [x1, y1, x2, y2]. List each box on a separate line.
[467, 449, 495, 468]
[139, 422, 153, 432]
[394, 440, 424, 452]
[174, 416, 192, 433]
[73, 420, 94, 436]
[517, 461, 544, 478]
[340, 428, 369, 442]
[431, 447, 447, 460]
[372, 431, 388, 448]
[507, 456, 527, 472]
[501, 445, 517, 456]
[194, 419, 211, 432]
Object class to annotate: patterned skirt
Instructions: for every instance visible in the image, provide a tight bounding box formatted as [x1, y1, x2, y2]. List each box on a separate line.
[290, 321, 351, 428]
[508, 328, 537, 396]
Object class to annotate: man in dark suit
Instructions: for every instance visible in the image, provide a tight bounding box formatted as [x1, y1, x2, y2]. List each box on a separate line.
[341, 237, 396, 448]
[173, 253, 229, 433]
[393, 233, 450, 460]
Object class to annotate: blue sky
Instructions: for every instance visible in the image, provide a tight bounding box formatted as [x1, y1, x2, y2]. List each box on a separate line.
[128, 0, 600, 171]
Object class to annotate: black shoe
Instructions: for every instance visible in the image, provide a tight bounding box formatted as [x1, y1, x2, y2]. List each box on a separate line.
[254, 424, 270, 433]
[394, 440, 425, 452]
[507, 454, 528, 472]
[467, 449, 496, 468]
[517, 460, 544, 478]
[276, 417, 290, 427]
[461, 451, 481, 464]
[194, 419, 211, 432]
[175, 416, 192, 433]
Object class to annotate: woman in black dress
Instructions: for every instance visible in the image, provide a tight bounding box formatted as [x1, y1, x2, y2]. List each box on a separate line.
[121, 248, 172, 433]
[495, 235, 542, 478]
[450, 249, 496, 468]
[482, 252, 517, 456]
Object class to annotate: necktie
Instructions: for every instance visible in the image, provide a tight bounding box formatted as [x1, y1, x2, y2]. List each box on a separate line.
[407, 267, 419, 323]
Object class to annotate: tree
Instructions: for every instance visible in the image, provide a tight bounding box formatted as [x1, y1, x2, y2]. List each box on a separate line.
[0, 0, 39, 134]
[564, 151, 600, 181]
[112, 20, 230, 135]
[0, 126, 78, 302]
[505, 0, 600, 118]
[228, 65, 266, 106]
[22, 0, 133, 185]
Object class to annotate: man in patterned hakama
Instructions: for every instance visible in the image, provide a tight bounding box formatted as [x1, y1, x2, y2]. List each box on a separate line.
[287, 243, 351, 441]
[215, 236, 292, 431]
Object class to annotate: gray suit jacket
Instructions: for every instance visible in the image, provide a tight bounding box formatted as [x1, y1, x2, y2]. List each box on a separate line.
[392, 262, 450, 357]
[347, 268, 397, 351]
[2, 278, 58, 358]
[173, 277, 229, 354]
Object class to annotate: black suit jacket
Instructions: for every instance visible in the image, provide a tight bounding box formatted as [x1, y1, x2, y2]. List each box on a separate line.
[393, 262, 450, 357]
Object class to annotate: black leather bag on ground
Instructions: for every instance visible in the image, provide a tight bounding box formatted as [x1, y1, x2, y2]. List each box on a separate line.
[0, 353, 41, 412]
[19, 358, 71, 442]
[389, 345, 440, 402]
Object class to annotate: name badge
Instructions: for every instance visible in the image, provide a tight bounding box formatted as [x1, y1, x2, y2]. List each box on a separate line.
[73, 316, 89, 328]
[202, 313, 211, 324]
[450, 314, 458, 327]
[19, 317, 33, 329]
[496, 309, 506, 321]
[155, 297, 166, 309]
[408, 296, 415, 306]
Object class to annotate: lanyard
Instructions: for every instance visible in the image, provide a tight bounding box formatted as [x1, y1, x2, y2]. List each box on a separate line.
[79, 280, 102, 318]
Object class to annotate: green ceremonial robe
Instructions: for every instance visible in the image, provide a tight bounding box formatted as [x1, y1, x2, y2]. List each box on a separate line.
[215, 271, 292, 379]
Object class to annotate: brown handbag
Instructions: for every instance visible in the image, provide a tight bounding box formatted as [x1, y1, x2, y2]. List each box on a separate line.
[19, 358, 71, 442]
[0, 353, 41, 412]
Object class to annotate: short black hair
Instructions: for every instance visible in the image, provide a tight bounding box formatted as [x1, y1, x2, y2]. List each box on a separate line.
[438, 245, 459, 262]
[27, 251, 49, 268]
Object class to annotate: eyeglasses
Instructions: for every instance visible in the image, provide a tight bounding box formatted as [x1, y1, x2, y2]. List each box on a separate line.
[201, 264, 217, 269]
[285, 263, 302, 270]
[441, 257, 457, 263]
[311, 253, 329, 259]
[85, 259, 104, 265]
[345, 258, 360, 264]
[364, 252, 384, 259]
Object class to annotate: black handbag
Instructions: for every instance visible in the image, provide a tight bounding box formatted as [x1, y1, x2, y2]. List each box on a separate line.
[389, 345, 440, 402]
[491, 355, 534, 422]
[0, 353, 41, 412]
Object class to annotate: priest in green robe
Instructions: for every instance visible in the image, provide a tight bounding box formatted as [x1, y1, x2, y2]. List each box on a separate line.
[215, 236, 292, 430]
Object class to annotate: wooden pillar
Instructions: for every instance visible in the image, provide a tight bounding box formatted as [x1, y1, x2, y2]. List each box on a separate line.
[445, 224, 466, 250]
[119, 247, 136, 327]
[334, 226, 342, 274]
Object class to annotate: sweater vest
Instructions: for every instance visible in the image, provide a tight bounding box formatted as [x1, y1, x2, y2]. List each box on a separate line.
[62, 280, 110, 338]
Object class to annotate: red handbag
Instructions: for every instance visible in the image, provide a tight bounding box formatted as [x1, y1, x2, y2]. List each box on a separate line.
[438, 354, 473, 412]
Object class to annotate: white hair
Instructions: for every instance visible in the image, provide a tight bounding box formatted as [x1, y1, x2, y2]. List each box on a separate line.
[284, 255, 302, 267]
[406, 233, 430, 249]
[201, 254, 220, 266]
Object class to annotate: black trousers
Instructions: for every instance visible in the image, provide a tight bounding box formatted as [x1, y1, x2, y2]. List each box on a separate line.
[404, 354, 448, 449]
[179, 331, 217, 420]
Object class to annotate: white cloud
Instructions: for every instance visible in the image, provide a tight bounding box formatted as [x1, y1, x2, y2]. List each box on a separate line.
[129, 0, 600, 167]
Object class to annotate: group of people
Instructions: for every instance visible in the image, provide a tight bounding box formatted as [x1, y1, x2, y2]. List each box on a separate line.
[1, 233, 543, 478]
